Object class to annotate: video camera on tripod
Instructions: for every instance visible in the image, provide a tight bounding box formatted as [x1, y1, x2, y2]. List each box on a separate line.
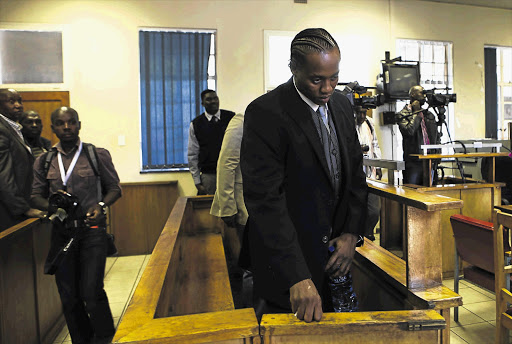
[425, 88, 457, 108]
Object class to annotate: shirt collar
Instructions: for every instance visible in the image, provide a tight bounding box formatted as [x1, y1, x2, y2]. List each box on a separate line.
[56, 138, 81, 156]
[293, 77, 328, 115]
[0, 113, 22, 131]
[205, 109, 221, 121]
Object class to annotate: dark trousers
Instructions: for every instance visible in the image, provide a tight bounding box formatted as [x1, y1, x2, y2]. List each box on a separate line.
[52, 226, 115, 344]
[404, 161, 425, 185]
[365, 193, 381, 238]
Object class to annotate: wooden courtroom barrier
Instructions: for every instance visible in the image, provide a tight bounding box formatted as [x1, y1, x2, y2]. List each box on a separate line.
[115, 191, 462, 344]
[0, 219, 64, 344]
[109, 181, 179, 255]
[113, 196, 260, 343]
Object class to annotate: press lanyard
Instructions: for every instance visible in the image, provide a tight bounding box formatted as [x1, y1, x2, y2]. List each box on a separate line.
[58, 141, 83, 189]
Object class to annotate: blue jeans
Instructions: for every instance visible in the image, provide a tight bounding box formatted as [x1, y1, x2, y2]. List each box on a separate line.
[51, 225, 115, 344]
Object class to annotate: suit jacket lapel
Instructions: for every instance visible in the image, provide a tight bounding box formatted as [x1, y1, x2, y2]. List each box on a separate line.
[0, 116, 32, 154]
[281, 80, 332, 185]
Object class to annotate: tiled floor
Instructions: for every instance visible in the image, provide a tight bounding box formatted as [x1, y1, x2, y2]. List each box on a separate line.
[51, 253, 498, 344]
[51, 254, 151, 344]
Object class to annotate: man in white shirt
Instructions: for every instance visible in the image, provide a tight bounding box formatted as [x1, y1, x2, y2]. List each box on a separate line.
[355, 105, 382, 241]
[187, 89, 235, 195]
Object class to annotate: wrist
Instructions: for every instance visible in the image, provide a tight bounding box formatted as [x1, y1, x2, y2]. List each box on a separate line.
[98, 201, 108, 215]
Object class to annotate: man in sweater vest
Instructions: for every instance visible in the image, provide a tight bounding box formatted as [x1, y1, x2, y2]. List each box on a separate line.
[188, 89, 235, 195]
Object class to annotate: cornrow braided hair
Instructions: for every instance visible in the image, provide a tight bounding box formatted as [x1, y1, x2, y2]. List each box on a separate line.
[289, 28, 339, 71]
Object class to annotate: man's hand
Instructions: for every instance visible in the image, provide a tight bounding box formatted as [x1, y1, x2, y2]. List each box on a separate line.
[195, 183, 207, 195]
[85, 204, 105, 226]
[290, 279, 323, 323]
[376, 168, 382, 180]
[24, 208, 47, 219]
[221, 214, 237, 228]
[325, 233, 358, 278]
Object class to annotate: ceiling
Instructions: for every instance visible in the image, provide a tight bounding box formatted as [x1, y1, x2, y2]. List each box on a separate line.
[419, 0, 512, 10]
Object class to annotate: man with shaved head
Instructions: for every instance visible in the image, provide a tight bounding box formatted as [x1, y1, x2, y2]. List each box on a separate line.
[0, 88, 46, 231]
[32, 106, 122, 344]
[398, 85, 439, 185]
[240, 28, 367, 322]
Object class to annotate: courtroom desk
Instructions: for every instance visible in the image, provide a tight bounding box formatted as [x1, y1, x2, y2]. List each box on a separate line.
[109, 181, 179, 255]
[415, 182, 501, 278]
[0, 219, 64, 344]
[116, 195, 460, 344]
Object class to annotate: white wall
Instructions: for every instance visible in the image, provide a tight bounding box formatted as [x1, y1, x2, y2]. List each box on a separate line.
[1, 0, 511, 194]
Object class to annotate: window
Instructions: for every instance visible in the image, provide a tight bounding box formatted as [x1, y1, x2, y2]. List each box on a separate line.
[264, 31, 295, 92]
[0, 29, 63, 84]
[396, 39, 454, 136]
[497, 47, 512, 140]
[139, 29, 216, 171]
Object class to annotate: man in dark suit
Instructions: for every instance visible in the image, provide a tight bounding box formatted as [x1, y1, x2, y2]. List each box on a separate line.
[240, 28, 367, 323]
[20, 110, 52, 158]
[188, 89, 235, 195]
[0, 88, 46, 231]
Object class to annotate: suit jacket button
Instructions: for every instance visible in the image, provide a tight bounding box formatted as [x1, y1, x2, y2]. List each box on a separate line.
[322, 235, 329, 244]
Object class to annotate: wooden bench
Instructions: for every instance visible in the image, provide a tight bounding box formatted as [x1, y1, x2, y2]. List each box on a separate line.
[113, 196, 260, 343]
[115, 190, 463, 343]
[494, 207, 512, 344]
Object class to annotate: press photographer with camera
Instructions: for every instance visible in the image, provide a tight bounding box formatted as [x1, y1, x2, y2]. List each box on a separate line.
[397, 85, 440, 185]
[31, 107, 122, 344]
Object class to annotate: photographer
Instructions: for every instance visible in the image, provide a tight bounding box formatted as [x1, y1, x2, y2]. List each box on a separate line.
[355, 105, 381, 241]
[31, 107, 122, 344]
[397, 85, 439, 185]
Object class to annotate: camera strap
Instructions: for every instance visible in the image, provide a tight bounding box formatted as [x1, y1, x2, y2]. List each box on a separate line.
[58, 141, 83, 188]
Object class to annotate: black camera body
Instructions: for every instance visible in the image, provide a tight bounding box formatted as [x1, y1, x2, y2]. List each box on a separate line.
[48, 190, 82, 225]
[425, 90, 457, 107]
[353, 94, 385, 109]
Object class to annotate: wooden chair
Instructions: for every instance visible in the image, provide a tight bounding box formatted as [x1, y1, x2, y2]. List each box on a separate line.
[494, 208, 512, 344]
[450, 214, 510, 322]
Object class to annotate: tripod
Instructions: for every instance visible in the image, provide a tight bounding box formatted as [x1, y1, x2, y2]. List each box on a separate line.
[429, 105, 466, 184]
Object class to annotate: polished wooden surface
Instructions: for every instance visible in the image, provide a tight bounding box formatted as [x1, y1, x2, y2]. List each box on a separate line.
[260, 310, 445, 343]
[367, 180, 463, 212]
[109, 181, 179, 255]
[0, 219, 64, 344]
[114, 197, 260, 343]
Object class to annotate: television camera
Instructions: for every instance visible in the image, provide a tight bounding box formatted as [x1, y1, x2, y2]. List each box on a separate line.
[338, 81, 384, 109]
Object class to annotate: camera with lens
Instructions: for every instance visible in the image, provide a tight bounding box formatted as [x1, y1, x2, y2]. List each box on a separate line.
[48, 190, 81, 224]
[353, 94, 385, 110]
[425, 90, 457, 107]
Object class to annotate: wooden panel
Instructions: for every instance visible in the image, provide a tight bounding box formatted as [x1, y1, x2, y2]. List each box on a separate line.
[167, 233, 234, 316]
[260, 311, 444, 344]
[19, 91, 70, 145]
[32, 222, 66, 344]
[424, 189, 461, 278]
[109, 182, 179, 255]
[0, 225, 39, 344]
[461, 188, 492, 222]
[114, 197, 260, 344]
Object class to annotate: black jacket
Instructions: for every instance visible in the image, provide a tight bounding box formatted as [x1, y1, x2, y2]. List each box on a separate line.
[240, 79, 367, 309]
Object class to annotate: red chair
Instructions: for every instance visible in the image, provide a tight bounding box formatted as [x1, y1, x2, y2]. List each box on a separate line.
[450, 214, 510, 322]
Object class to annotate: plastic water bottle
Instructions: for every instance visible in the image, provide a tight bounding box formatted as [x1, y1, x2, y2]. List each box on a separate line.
[329, 271, 358, 312]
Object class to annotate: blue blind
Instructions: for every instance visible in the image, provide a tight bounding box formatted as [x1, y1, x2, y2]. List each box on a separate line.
[140, 31, 211, 170]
